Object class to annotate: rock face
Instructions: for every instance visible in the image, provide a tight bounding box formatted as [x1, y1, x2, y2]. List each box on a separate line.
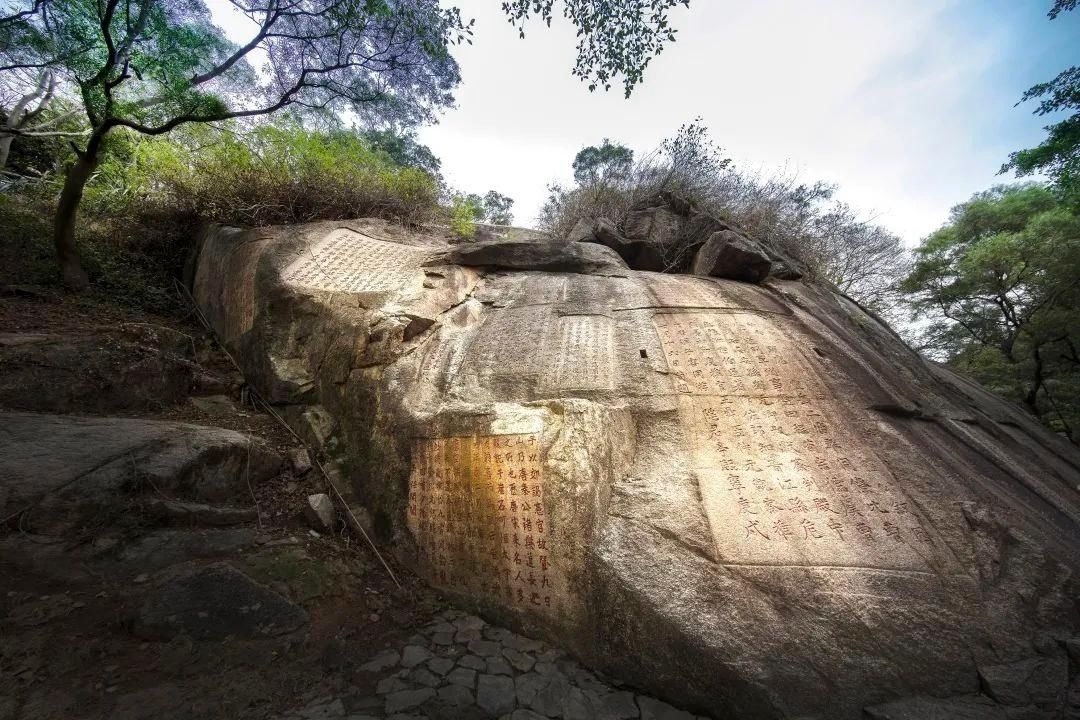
[0, 325, 200, 413]
[133, 562, 308, 640]
[0, 412, 282, 535]
[192, 217, 1080, 719]
[570, 192, 804, 281]
[690, 230, 772, 282]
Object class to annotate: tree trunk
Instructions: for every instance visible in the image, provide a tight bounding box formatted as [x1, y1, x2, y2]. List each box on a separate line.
[0, 135, 12, 171]
[1023, 344, 1044, 415]
[54, 131, 105, 290]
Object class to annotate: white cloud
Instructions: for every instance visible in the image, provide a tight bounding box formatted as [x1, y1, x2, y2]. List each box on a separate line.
[417, 0, 1069, 244]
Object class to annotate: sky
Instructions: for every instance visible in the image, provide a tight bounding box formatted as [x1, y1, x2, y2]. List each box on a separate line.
[411, 0, 1079, 245]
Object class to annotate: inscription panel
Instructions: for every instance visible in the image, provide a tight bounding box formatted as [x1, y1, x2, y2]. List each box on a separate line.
[460, 308, 617, 393]
[543, 315, 616, 391]
[653, 311, 935, 570]
[461, 307, 558, 383]
[408, 434, 562, 610]
[281, 229, 428, 293]
[653, 312, 825, 398]
[681, 396, 931, 569]
[644, 275, 788, 314]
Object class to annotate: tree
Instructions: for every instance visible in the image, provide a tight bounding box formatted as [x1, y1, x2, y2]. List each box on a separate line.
[1002, 1, 1079, 207]
[501, 0, 689, 97]
[0, 0, 469, 288]
[481, 189, 514, 225]
[361, 127, 442, 178]
[458, 189, 514, 225]
[902, 184, 1080, 441]
[3, 0, 687, 288]
[0, 69, 86, 171]
[572, 138, 632, 185]
[807, 202, 909, 320]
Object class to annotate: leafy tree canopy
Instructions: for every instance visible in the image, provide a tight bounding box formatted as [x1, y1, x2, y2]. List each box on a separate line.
[500, 0, 688, 97]
[1002, 1, 1079, 206]
[481, 189, 514, 225]
[903, 183, 1080, 440]
[572, 138, 632, 185]
[360, 128, 442, 178]
[0, 0, 469, 286]
[460, 189, 515, 225]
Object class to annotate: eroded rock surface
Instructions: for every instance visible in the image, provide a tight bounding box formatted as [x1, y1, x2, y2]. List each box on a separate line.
[0, 412, 281, 535]
[192, 217, 1080, 719]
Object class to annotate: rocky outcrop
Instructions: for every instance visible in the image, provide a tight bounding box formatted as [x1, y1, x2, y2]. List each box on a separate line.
[191, 217, 1080, 719]
[0, 412, 282, 536]
[568, 192, 804, 282]
[690, 230, 772, 282]
[430, 240, 628, 275]
[133, 563, 308, 640]
[0, 325, 212, 413]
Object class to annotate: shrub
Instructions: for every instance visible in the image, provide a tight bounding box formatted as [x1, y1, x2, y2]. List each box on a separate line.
[1, 122, 444, 312]
[450, 194, 482, 239]
[541, 120, 909, 318]
[105, 123, 442, 227]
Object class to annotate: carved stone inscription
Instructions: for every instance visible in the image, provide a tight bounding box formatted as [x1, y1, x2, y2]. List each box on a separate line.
[682, 396, 931, 569]
[653, 312, 825, 398]
[646, 275, 786, 314]
[654, 311, 933, 570]
[408, 434, 560, 610]
[544, 315, 616, 391]
[281, 229, 428, 293]
[462, 309, 616, 392]
[462, 308, 557, 383]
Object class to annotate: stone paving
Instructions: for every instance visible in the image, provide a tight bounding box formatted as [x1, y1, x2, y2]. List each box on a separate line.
[279, 609, 709, 720]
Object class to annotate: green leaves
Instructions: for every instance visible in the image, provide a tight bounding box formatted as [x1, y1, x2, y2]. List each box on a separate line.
[903, 183, 1080, 439]
[501, 0, 689, 97]
[572, 138, 633, 185]
[1003, 5, 1079, 208]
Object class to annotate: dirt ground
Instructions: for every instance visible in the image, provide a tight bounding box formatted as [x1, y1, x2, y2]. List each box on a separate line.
[0, 290, 451, 720]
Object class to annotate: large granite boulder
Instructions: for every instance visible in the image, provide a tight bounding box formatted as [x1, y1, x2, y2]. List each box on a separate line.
[0, 324, 203, 413]
[690, 229, 773, 282]
[0, 412, 281, 535]
[191, 217, 1080, 719]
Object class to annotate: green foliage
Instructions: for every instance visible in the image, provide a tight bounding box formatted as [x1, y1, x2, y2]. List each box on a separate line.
[1, 0, 469, 286]
[1002, 2, 1079, 207]
[903, 184, 1080, 439]
[572, 139, 633, 185]
[501, 0, 689, 97]
[0, 180, 187, 313]
[114, 123, 442, 227]
[360, 128, 443, 179]
[1, 121, 443, 311]
[450, 189, 515, 228]
[450, 193, 481, 239]
[480, 190, 514, 225]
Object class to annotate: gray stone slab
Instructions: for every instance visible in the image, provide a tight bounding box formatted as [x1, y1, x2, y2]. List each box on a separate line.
[384, 688, 436, 714]
[428, 656, 456, 676]
[400, 645, 432, 668]
[359, 650, 400, 673]
[477, 674, 517, 717]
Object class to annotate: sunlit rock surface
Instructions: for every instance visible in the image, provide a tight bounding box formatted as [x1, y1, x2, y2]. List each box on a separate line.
[193, 219, 1080, 719]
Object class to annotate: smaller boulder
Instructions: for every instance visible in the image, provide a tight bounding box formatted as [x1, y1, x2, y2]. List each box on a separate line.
[289, 448, 312, 476]
[593, 218, 623, 247]
[304, 493, 336, 531]
[691, 230, 772, 283]
[567, 217, 596, 244]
